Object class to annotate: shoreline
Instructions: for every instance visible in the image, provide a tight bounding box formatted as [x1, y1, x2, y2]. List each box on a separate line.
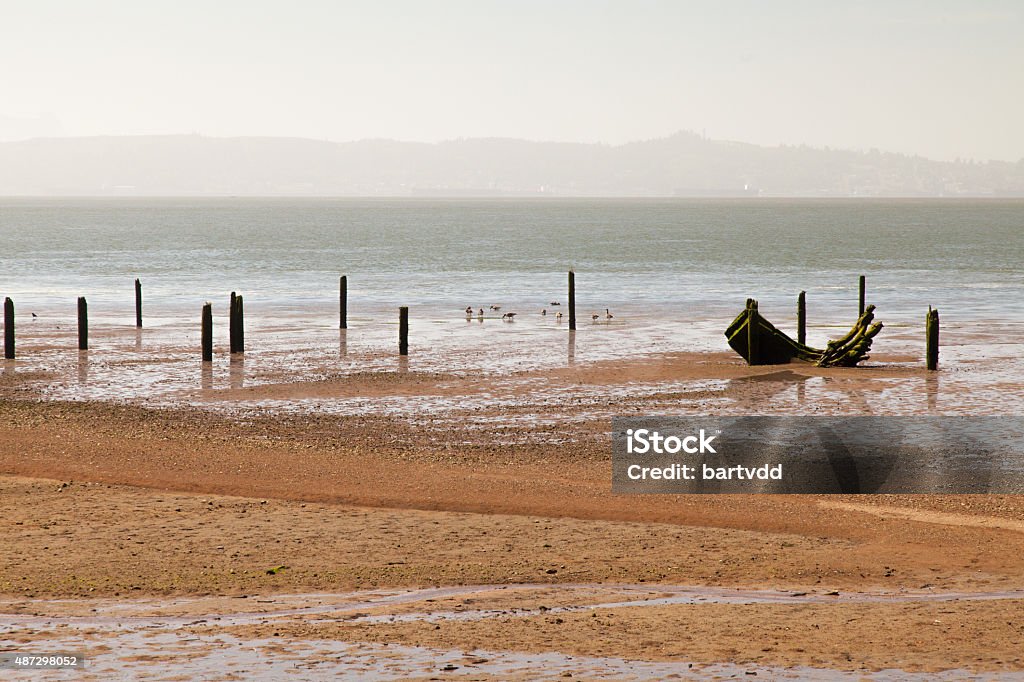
[2, 349, 1024, 675]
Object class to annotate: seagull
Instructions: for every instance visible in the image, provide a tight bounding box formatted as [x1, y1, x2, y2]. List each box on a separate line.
[605, 308, 614, 320]
[465, 306, 473, 315]
[502, 312, 517, 320]
[477, 308, 484, 317]
[555, 312, 563, 321]
[541, 308, 547, 316]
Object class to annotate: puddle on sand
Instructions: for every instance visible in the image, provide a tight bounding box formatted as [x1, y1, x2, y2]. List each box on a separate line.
[0, 633, 1016, 681]
[2, 584, 1022, 680]
[8, 583, 1024, 627]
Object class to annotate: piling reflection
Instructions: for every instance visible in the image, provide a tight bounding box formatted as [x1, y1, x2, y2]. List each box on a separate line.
[338, 329, 347, 357]
[229, 357, 245, 389]
[925, 373, 939, 412]
[201, 362, 213, 390]
[567, 330, 576, 365]
[77, 350, 89, 385]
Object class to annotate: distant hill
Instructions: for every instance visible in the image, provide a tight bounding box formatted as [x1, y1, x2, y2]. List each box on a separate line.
[1, 132, 1022, 197]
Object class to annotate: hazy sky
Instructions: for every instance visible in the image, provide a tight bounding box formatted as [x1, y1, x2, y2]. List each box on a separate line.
[2, 0, 1022, 161]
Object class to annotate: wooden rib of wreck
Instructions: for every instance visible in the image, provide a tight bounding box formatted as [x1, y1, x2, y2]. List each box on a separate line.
[725, 299, 883, 367]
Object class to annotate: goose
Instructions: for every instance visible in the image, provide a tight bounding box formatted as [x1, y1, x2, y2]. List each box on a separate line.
[605, 308, 614, 320]
[541, 309, 547, 316]
[591, 313, 599, 321]
[489, 305, 501, 311]
[502, 312, 517, 320]
[477, 308, 484, 317]
[465, 306, 473, 315]
[549, 301, 560, 306]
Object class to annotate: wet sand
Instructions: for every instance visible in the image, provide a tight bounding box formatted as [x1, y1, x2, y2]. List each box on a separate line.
[2, 344, 1024, 677]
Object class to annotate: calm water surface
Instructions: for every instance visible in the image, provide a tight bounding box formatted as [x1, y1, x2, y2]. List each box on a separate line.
[1, 198, 1021, 412]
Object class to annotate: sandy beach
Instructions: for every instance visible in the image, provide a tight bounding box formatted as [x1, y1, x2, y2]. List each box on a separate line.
[2, 344, 1024, 679]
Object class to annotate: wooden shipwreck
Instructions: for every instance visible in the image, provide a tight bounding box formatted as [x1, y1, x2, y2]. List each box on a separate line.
[725, 299, 882, 367]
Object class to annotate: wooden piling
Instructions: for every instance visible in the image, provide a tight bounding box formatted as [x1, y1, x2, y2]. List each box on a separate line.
[229, 292, 244, 354]
[235, 295, 244, 354]
[201, 303, 213, 362]
[399, 306, 409, 355]
[77, 297, 88, 350]
[135, 278, 142, 328]
[339, 275, 348, 329]
[746, 300, 760, 366]
[568, 270, 576, 331]
[3, 297, 13, 359]
[229, 292, 237, 353]
[926, 307, 939, 371]
[797, 290, 806, 346]
[858, 275, 866, 317]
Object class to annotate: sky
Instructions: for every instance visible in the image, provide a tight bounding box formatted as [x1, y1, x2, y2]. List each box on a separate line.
[1, 0, 1022, 162]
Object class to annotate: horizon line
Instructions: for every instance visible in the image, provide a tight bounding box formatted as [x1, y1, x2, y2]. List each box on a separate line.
[3, 130, 1021, 166]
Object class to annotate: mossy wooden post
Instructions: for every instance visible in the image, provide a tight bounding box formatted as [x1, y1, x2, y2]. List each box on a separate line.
[77, 296, 88, 350]
[339, 275, 348, 329]
[399, 306, 409, 356]
[926, 307, 939, 371]
[201, 302, 213, 362]
[797, 290, 806, 345]
[858, 275, 866, 317]
[236, 294, 244, 354]
[134, 278, 142, 328]
[746, 301, 760, 366]
[568, 269, 576, 331]
[3, 297, 13, 359]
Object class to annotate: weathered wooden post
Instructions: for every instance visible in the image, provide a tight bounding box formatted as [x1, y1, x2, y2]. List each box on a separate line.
[746, 301, 760, 366]
[201, 302, 213, 362]
[926, 307, 939, 371]
[135, 278, 142, 328]
[229, 292, 244, 354]
[399, 306, 409, 355]
[235, 295, 244, 354]
[858, 275, 866, 317]
[339, 275, 348, 329]
[77, 297, 88, 350]
[568, 270, 576, 331]
[3, 297, 13, 359]
[229, 292, 237, 353]
[797, 290, 806, 345]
